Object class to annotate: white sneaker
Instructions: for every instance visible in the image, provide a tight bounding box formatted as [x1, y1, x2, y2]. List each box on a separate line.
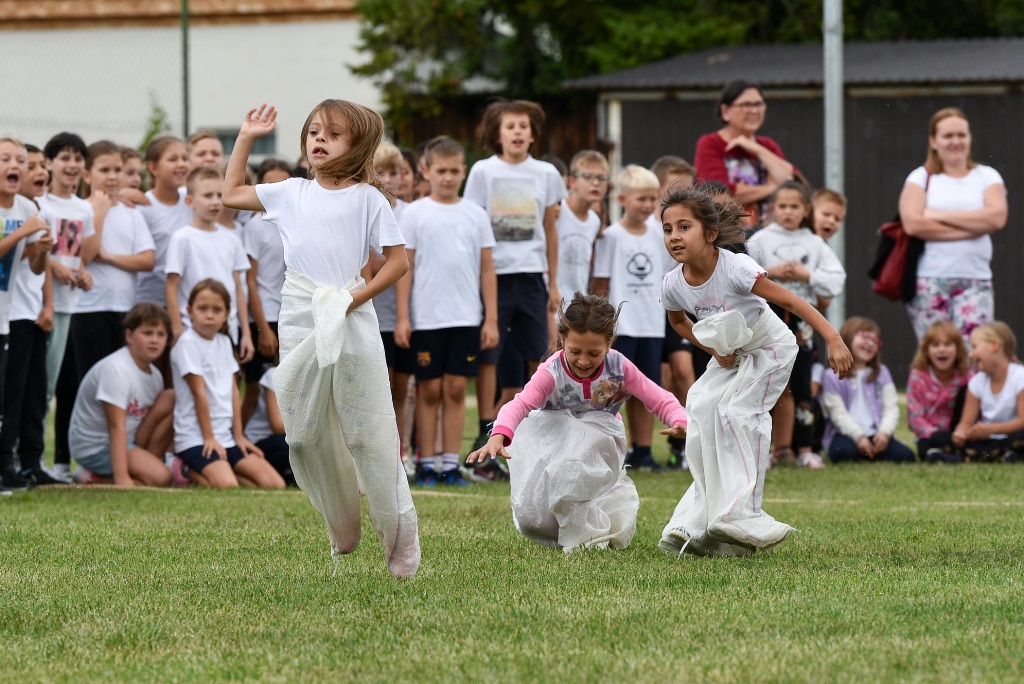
[797, 452, 826, 468]
[43, 463, 73, 484]
[71, 466, 96, 485]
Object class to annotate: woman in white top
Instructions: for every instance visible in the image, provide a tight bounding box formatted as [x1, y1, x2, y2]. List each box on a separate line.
[899, 107, 1008, 343]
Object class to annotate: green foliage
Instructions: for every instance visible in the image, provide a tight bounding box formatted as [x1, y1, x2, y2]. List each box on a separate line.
[138, 92, 171, 153]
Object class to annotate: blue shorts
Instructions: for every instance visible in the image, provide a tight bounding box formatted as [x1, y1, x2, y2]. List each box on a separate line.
[613, 335, 663, 383]
[480, 273, 550, 365]
[74, 443, 137, 477]
[177, 444, 246, 473]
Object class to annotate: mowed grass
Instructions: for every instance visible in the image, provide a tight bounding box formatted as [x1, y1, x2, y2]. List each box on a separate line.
[3, 398, 1022, 682]
[4, 464, 1024, 682]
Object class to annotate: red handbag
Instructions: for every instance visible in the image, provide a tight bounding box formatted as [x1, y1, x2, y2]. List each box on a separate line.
[869, 173, 930, 302]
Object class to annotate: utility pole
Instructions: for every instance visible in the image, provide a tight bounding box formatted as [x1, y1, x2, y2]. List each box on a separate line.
[823, 0, 844, 327]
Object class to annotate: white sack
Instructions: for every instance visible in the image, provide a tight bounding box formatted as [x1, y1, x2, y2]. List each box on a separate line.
[509, 409, 639, 551]
[276, 269, 420, 578]
[661, 309, 795, 555]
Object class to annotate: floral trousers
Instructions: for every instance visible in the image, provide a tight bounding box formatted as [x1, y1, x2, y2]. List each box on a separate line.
[906, 276, 993, 345]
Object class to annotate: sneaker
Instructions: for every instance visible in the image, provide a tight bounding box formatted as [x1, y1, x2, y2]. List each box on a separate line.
[413, 466, 438, 487]
[21, 467, 67, 486]
[625, 450, 662, 472]
[0, 487, 11, 497]
[438, 467, 472, 486]
[666, 446, 689, 470]
[170, 457, 192, 487]
[71, 466, 97, 485]
[43, 463, 73, 484]
[925, 448, 962, 465]
[796, 452, 826, 469]
[658, 528, 690, 555]
[1, 467, 32, 491]
[773, 447, 798, 467]
[1001, 450, 1024, 464]
[464, 459, 508, 482]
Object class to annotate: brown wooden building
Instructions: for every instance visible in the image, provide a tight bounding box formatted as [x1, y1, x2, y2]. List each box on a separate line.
[566, 38, 1024, 386]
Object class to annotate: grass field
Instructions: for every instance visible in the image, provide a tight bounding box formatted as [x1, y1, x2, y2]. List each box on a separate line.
[4, 401, 1024, 681]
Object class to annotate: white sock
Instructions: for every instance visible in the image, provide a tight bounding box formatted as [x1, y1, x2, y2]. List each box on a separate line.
[441, 452, 460, 472]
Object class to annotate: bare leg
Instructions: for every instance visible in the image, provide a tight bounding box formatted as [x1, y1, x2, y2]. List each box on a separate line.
[442, 375, 467, 455]
[127, 447, 172, 487]
[193, 460, 239, 489]
[135, 390, 174, 454]
[416, 378, 442, 461]
[233, 457, 285, 488]
[476, 363, 497, 425]
[628, 397, 654, 448]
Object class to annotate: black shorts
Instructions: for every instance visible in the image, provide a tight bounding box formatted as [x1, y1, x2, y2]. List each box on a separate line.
[612, 335, 663, 383]
[480, 273, 550, 365]
[412, 326, 481, 380]
[243, 321, 279, 383]
[662, 313, 694, 361]
[178, 444, 246, 473]
[498, 335, 528, 388]
[380, 331, 417, 375]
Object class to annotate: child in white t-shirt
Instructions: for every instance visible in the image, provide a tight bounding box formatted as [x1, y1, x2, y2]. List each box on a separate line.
[171, 279, 283, 489]
[394, 136, 498, 485]
[135, 135, 192, 306]
[165, 167, 253, 361]
[69, 303, 174, 486]
[240, 159, 291, 425]
[463, 100, 567, 466]
[243, 365, 291, 484]
[556, 150, 607, 304]
[221, 100, 420, 578]
[951, 322, 1024, 462]
[659, 187, 851, 556]
[592, 165, 665, 471]
[0, 138, 54, 491]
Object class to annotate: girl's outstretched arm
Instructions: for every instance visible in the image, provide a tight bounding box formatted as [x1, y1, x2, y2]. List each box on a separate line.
[222, 105, 276, 212]
[751, 276, 853, 378]
[348, 244, 407, 314]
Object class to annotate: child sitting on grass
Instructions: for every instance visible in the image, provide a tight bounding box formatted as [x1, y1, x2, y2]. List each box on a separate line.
[906, 320, 973, 462]
[468, 292, 687, 552]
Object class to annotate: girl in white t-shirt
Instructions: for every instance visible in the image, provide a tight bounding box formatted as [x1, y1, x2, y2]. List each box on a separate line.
[952, 322, 1024, 462]
[221, 101, 420, 578]
[171, 279, 284, 489]
[69, 303, 174, 487]
[135, 135, 191, 306]
[658, 187, 852, 556]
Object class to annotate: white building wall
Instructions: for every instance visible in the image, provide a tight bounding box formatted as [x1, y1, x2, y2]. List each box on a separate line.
[0, 20, 380, 159]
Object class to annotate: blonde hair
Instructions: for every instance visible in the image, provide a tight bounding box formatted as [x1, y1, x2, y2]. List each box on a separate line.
[617, 164, 659, 194]
[972, 321, 1016, 360]
[925, 107, 976, 175]
[649, 155, 694, 186]
[569, 150, 608, 174]
[812, 187, 846, 209]
[911, 320, 968, 373]
[840, 317, 883, 382]
[300, 99, 389, 197]
[373, 142, 403, 173]
[0, 137, 25, 148]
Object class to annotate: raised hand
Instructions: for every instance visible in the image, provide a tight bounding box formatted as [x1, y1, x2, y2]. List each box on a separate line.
[240, 104, 278, 139]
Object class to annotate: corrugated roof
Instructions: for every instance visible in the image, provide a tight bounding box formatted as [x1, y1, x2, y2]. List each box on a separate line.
[564, 38, 1024, 90]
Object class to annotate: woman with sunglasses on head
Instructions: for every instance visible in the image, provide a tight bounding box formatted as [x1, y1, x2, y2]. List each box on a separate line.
[694, 79, 797, 230]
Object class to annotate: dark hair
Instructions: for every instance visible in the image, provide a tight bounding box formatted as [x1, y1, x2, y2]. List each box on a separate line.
[144, 134, 185, 169]
[421, 136, 465, 168]
[716, 80, 763, 123]
[476, 99, 545, 155]
[43, 132, 88, 161]
[188, 278, 232, 336]
[555, 292, 621, 347]
[540, 153, 568, 177]
[661, 188, 748, 250]
[769, 179, 813, 228]
[86, 140, 122, 170]
[25, 144, 41, 155]
[256, 158, 293, 184]
[123, 303, 174, 384]
[299, 99, 390, 197]
[693, 179, 730, 199]
[400, 147, 418, 174]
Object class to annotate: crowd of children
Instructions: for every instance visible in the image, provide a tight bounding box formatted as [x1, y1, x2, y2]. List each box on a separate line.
[2, 92, 1022, 566]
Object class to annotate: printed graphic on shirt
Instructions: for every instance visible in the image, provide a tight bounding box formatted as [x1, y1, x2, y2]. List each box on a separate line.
[725, 158, 762, 187]
[490, 178, 536, 242]
[770, 240, 811, 265]
[52, 218, 85, 271]
[561, 232, 593, 270]
[695, 302, 727, 320]
[627, 252, 656, 280]
[126, 398, 150, 418]
[0, 218, 23, 291]
[591, 378, 627, 409]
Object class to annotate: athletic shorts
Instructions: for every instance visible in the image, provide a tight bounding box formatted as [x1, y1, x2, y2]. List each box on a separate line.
[498, 334, 528, 388]
[612, 335, 663, 383]
[244, 321, 279, 383]
[177, 444, 246, 473]
[380, 331, 418, 375]
[480, 273, 550, 365]
[662, 314, 694, 361]
[412, 326, 481, 380]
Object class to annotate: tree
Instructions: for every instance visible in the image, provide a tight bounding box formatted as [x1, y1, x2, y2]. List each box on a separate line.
[352, 0, 1019, 128]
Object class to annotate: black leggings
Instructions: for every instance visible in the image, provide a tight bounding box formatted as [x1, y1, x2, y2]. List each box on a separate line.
[0, 321, 49, 472]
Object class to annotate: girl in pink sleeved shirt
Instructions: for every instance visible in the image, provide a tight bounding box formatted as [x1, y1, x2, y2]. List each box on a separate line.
[906, 320, 973, 459]
[468, 292, 686, 551]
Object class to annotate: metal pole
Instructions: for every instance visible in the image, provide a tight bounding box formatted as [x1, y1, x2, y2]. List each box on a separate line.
[182, 0, 190, 136]
[823, 0, 844, 327]
[605, 97, 623, 223]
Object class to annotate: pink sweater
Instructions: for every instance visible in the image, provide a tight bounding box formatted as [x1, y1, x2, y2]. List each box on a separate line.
[492, 349, 687, 444]
[906, 367, 973, 439]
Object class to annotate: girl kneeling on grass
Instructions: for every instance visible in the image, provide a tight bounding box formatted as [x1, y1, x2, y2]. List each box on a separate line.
[68, 303, 175, 487]
[468, 292, 687, 552]
[171, 279, 284, 489]
[820, 317, 916, 464]
[906, 320, 973, 462]
[947, 322, 1024, 463]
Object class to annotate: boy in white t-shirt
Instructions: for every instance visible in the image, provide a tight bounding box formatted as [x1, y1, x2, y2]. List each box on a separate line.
[463, 100, 567, 470]
[165, 167, 253, 362]
[556, 150, 607, 303]
[0, 138, 56, 490]
[592, 165, 665, 470]
[395, 136, 498, 485]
